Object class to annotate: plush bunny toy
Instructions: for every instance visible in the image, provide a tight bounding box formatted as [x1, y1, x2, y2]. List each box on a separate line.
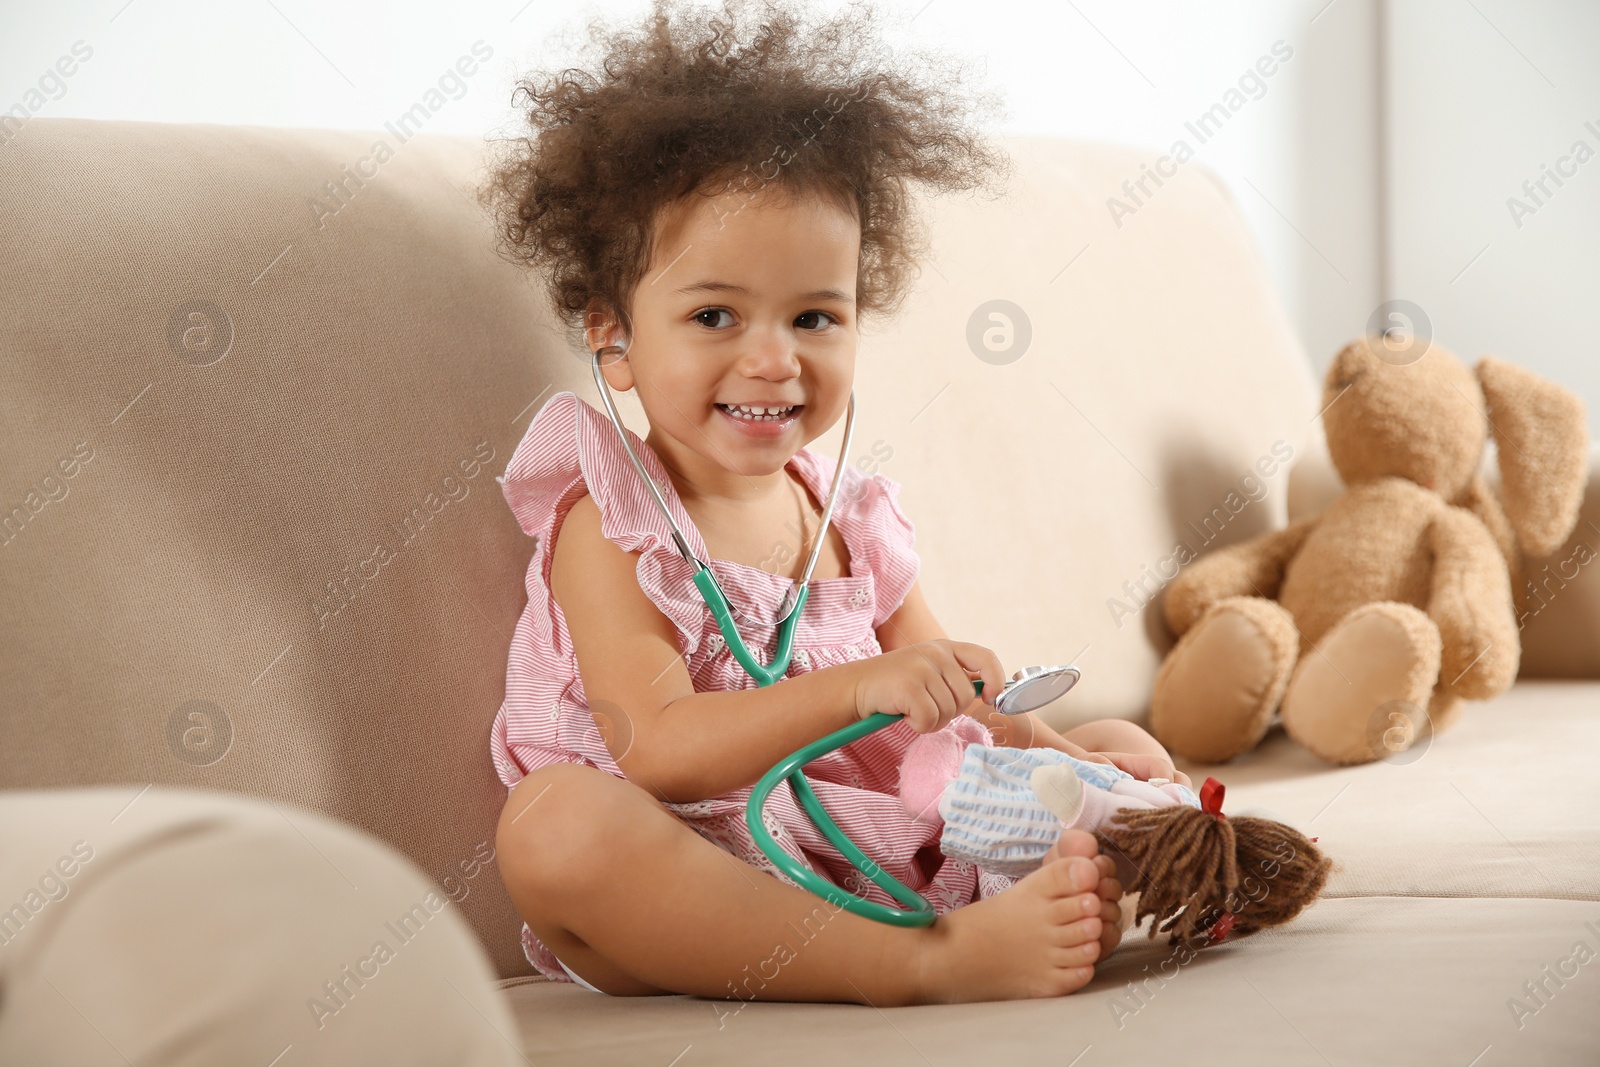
[1149, 335, 1589, 765]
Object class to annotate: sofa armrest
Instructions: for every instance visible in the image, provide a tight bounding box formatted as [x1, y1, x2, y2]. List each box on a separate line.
[0, 787, 527, 1063]
[1288, 442, 1600, 680]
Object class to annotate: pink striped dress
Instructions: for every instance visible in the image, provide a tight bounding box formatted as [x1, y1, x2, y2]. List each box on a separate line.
[489, 390, 1018, 984]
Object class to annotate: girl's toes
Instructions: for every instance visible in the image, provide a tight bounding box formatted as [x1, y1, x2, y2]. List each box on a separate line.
[1099, 912, 1124, 957]
[1061, 915, 1103, 953]
[1043, 826, 1098, 866]
[1078, 892, 1121, 959]
[1093, 854, 1120, 892]
[1039, 855, 1099, 898]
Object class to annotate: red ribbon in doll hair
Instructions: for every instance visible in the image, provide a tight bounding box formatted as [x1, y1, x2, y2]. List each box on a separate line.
[1198, 777, 1235, 944]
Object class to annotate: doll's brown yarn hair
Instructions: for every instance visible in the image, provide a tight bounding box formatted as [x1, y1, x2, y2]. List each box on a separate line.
[1094, 805, 1334, 947]
[475, 0, 1012, 349]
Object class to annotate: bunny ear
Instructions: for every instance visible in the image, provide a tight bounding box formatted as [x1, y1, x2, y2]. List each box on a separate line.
[1475, 356, 1589, 557]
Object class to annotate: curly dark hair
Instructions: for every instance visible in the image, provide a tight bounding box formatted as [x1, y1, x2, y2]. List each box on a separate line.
[476, 0, 1012, 347]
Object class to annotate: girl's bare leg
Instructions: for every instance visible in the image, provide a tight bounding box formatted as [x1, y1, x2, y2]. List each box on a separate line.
[496, 762, 1113, 1005]
[1062, 719, 1192, 786]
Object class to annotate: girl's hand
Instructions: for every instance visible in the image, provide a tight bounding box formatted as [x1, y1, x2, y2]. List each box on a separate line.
[852, 640, 1004, 734]
[1093, 751, 1192, 788]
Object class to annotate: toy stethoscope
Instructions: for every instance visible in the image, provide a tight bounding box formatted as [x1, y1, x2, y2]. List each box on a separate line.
[590, 342, 1082, 926]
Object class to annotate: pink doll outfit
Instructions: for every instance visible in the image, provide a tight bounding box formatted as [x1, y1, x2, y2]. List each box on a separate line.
[489, 391, 1019, 990]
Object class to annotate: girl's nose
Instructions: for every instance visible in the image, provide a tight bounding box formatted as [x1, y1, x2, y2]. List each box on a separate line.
[737, 326, 802, 376]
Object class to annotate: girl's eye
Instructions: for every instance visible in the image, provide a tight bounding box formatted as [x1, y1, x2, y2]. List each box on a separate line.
[796, 310, 838, 331]
[693, 308, 734, 329]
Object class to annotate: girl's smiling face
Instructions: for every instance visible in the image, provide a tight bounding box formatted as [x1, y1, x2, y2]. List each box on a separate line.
[591, 184, 860, 496]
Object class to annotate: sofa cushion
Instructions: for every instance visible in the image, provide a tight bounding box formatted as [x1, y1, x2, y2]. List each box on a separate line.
[1175, 680, 1600, 901]
[500, 894, 1600, 1066]
[854, 136, 1319, 727]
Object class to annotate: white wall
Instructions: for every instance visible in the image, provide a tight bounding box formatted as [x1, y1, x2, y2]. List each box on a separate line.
[1385, 0, 1600, 436]
[906, 0, 1384, 380]
[3, 0, 1593, 431]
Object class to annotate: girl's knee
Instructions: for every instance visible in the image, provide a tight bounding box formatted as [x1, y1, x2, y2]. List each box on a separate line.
[1067, 718, 1165, 755]
[496, 763, 636, 889]
[1108, 718, 1163, 749]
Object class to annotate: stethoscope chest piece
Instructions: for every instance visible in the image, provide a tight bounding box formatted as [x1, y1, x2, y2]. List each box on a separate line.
[989, 664, 1082, 716]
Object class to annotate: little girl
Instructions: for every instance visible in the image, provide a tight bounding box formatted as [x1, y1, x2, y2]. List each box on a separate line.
[478, 0, 1190, 1005]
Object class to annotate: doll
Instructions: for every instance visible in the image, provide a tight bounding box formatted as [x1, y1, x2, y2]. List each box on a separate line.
[898, 727, 1333, 946]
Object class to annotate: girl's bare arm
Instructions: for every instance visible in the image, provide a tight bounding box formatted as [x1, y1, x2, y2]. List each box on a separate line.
[551, 493, 867, 804]
[875, 579, 1096, 757]
[877, 581, 1191, 786]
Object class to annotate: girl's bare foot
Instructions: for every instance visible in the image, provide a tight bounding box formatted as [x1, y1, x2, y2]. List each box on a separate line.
[911, 849, 1105, 1003]
[1044, 828, 1126, 960]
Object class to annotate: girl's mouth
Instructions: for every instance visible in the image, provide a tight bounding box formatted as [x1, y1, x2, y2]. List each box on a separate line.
[715, 403, 803, 438]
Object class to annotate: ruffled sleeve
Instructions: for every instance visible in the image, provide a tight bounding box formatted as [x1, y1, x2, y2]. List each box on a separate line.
[860, 470, 920, 628]
[794, 448, 921, 629]
[496, 391, 713, 659]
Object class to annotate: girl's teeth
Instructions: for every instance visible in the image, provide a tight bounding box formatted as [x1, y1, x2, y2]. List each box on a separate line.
[721, 404, 797, 422]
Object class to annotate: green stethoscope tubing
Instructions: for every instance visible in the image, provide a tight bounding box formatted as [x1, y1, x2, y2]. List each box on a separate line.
[694, 566, 987, 928]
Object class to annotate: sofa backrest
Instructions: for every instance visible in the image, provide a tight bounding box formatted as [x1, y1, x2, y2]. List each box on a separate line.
[1, 118, 1317, 976]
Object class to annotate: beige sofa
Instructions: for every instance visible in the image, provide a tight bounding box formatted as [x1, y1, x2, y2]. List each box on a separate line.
[4, 117, 1598, 1064]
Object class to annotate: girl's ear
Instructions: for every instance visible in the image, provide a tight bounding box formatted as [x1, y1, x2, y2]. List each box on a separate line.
[585, 304, 635, 390]
[1475, 355, 1589, 557]
[599, 350, 635, 392]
